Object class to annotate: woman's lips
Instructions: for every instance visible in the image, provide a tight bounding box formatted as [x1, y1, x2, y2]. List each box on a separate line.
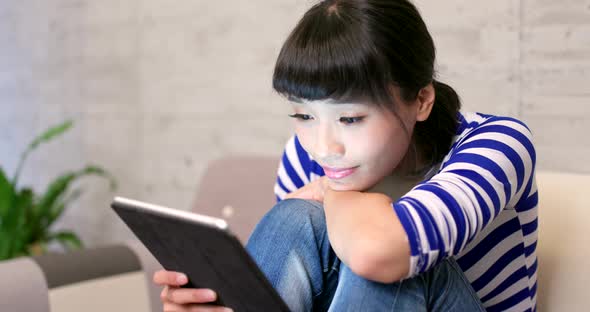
[322, 166, 358, 180]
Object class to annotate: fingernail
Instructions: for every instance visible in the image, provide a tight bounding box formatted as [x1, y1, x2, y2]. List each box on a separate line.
[205, 289, 217, 300]
[176, 274, 187, 284]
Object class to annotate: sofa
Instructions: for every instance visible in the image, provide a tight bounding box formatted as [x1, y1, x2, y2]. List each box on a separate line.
[0, 156, 588, 311]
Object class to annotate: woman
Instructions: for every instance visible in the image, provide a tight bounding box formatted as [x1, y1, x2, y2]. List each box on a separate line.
[154, 1, 538, 311]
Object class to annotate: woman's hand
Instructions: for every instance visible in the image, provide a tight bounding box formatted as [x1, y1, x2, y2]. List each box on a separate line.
[153, 270, 233, 312]
[285, 176, 331, 202]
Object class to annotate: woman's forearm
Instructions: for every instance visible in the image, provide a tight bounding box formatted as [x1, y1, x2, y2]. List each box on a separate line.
[323, 190, 411, 283]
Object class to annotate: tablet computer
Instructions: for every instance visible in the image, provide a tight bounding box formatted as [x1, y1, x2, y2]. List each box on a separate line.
[111, 196, 290, 312]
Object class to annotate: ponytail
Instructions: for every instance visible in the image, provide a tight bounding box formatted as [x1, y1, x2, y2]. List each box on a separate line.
[412, 80, 461, 167]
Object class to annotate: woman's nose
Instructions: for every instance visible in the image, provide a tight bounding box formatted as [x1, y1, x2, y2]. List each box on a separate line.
[314, 126, 345, 159]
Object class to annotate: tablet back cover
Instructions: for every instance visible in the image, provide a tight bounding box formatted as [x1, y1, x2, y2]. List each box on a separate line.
[112, 201, 290, 312]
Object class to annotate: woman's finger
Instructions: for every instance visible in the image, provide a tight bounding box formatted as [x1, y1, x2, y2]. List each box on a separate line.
[160, 285, 170, 303]
[163, 302, 233, 312]
[287, 185, 316, 200]
[285, 187, 304, 199]
[153, 270, 188, 286]
[165, 287, 218, 304]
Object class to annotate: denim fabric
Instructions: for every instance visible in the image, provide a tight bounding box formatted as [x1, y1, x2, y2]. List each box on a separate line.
[246, 199, 486, 312]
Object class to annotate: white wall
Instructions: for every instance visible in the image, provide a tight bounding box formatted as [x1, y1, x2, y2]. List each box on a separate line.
[1, 0, 589, 247]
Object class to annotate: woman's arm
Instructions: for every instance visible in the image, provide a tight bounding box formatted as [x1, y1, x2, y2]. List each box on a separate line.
[324, 116, 537, 283]
[274, 135, 319, 201]
[323, 190, 411, 283]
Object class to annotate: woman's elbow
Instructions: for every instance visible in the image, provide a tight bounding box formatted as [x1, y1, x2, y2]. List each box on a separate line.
[347, 244, 410, 284]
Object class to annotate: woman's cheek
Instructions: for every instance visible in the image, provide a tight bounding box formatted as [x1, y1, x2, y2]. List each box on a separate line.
[294, 125, 313, 150]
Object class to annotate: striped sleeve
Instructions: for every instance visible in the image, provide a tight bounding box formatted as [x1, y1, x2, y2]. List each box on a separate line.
[273, 135, 314, 202]
[393, 117, 537, 277]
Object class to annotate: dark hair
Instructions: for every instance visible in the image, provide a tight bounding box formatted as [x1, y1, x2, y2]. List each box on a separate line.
[272, 0, 461, 172]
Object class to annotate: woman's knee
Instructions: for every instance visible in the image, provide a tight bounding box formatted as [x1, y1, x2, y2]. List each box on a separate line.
[424, 258, 485, 311]
[261, 198, 326, 230]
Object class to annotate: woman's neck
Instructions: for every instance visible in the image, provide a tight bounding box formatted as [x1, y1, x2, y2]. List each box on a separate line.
[366, 171, 424, 202]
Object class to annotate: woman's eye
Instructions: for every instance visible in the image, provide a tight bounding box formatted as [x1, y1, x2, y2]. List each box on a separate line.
[288, 114, 313, 121]
[339, 116, 364, 124]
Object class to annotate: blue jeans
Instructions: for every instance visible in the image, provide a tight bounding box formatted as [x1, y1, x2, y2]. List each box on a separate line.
[245, 199, 486, 312]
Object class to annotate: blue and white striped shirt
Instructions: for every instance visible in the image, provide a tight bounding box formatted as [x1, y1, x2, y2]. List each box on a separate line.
[274, 112, 538, 312]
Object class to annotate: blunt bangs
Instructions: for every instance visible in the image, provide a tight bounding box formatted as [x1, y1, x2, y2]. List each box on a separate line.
[272, 2, 392, 105]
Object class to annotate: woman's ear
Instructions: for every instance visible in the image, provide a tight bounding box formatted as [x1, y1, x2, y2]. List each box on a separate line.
[416, 83, 435, 122]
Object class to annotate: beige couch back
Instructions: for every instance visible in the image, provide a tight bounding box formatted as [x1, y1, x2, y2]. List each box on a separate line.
[192, 156, 278, 243]
[536, 171, 590, 311]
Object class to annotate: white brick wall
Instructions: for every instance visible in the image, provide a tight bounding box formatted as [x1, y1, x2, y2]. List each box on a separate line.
[1, 0, 589, 246]
[520, 0, 590, 172]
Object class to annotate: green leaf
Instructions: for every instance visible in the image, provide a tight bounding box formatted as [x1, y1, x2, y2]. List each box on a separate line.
[0, 167, 14, 219]
[28, 120, 74, 152]
[48, 188, 82, 225]
[12, 120, 74, 187]
[34, 165, 116, 235]
[0, 188, 34, 259]
[15, 188, 34, 222]
[0, 230, 12, 260]
[2, 189, 33, 231]
[33, 172, 74, 235]
[12, 189, 35, 251]
[48, 231, 83, 251]
[2, 188, 29, 233]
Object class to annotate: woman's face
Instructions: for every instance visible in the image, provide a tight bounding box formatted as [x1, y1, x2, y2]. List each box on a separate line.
[289, 91, 420, 191]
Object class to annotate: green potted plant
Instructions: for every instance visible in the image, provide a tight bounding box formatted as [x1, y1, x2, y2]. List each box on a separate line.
[0, 120, 116, 260]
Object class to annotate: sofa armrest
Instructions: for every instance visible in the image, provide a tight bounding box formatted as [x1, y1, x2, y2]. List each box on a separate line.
[0, 257, 50, 312]
[0, 242, 163, 312]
